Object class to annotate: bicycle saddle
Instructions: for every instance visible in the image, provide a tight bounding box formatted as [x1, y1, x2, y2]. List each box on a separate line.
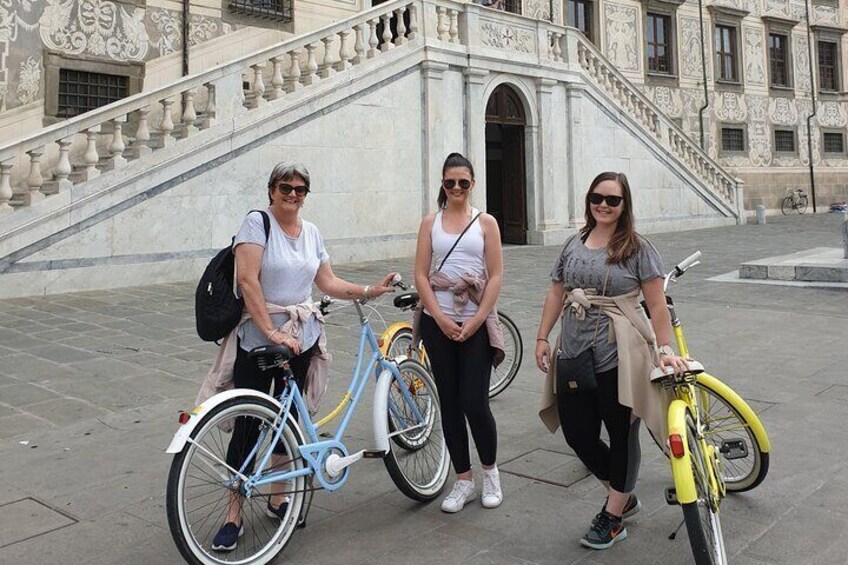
[393, 292, 420, 309]
[650, 360, 705, 382]
[248, 344, 295, 371]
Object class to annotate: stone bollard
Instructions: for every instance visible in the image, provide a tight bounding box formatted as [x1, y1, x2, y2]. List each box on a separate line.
[756, 204, 767, 225]
[842, 212, 848, 259]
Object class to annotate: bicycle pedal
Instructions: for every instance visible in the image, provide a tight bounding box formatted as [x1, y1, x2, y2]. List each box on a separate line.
[720, 439, 749, 460]
[664, 486, 679, 506]
[362, 450, 386, 459]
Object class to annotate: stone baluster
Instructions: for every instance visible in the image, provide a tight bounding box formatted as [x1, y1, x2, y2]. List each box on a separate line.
[321, 36, 336, 78]
[304, 44, 320, 85]
[159, 99, 175, 147]
[336, 30, 353, 71]
[552, 33, 563, 62]
[130, 106, 152, 158]
[285, 50, 303, 92]
[181, 90, 197, 136]
[82, 126, 101, 180]
[578, 43, 588, 69]
[353, 23, 367, 64]
[0, 158, 13, 211]
[448, 9, 459, 43]
[408, 3, 419, 39]
[12, 146, 45, 205]
[250, 63, 266, 108]
[47, 136, 74, 194]
[270, 56, 286, 100]
[395, 7, 407, 46]
[202, 83, 217, 128]
[368, 18, 380, 58]
[380, 13, 394, 51]
[436, 7, 449, 41]
[109, 115, 128, 170]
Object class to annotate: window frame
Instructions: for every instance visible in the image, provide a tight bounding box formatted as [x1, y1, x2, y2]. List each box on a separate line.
[646, 13, 673, 74]
[566, 0, 598, 44]
[821, 128, 847, 157]
[708, 4, 749, 92]
[811, 24, 847, 96]
[639, 0, 684, 86]
[762, 15, 799, 94]
[714, 24, 739, 83]
[772, 127, 798, 156]
[719, 123, 748, 156]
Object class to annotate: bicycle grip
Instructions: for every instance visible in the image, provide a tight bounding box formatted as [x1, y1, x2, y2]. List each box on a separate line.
[675, 251, 701, 274]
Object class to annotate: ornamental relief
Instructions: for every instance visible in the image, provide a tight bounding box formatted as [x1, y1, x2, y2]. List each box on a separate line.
[813, 5, 839, 26]
[796, 100, 821, 165]
[714, 91, 747, 122]
[764, 0, 790, 18]
[794, 35, 811, 93]
[16, 53, 39, 104]
[39, 0, 149, 61]
[769, 97, 798, 125]
[747, 95, 771, 166]
[480, 22, 534, 53]
[150, 8, 222, 57]
[650, 86, 683, 117]
[603, 2, 639, 72]
[1, 0, 40, 111]
[680, 17, 709, 80]
[521, 0, 550, 22]
[744, 27, 765, 87]
[818, 102, 847, 128]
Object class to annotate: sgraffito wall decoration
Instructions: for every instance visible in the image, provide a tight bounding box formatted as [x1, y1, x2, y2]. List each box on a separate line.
[604, 2, 639, 72]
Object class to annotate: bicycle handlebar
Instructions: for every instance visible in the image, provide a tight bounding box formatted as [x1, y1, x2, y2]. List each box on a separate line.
[675, 251, 702, 276]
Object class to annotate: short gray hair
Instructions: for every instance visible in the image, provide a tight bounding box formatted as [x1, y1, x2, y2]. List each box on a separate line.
[267, 162, 311, 203]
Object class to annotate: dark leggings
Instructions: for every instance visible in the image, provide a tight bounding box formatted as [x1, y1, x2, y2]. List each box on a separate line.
[225, 339, 315, 474]
[420, 313, 497, 474]
[557, 366, 641, 493]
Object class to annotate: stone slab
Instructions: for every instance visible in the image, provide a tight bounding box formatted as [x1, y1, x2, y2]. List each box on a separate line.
[0, 498, 76, 548]
[739, 247, 848, 283]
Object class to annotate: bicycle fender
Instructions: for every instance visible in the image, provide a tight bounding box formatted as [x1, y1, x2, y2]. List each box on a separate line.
[697, 373, 771, 453]
[372, 368, 394, 454]
[379, 322, 413, 356]
[668, 400, 699, 505]
[165, 389, 281, 454]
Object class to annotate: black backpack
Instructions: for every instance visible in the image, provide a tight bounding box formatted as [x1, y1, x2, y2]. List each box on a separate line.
[195, 210, 270, 342]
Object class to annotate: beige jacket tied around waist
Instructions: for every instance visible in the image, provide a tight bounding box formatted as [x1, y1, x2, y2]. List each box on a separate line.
[195, 299, 331, 415]
[539, 287, 669, 442]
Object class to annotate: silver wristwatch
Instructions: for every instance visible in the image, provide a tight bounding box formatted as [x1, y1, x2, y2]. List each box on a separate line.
[658, 344, 674, 356]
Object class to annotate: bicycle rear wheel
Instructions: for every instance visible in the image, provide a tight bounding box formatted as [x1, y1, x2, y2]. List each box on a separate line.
[383, 359, 450, 501]
[489, 312, 523, 398]
[797, 196, 808, 214]
[682, 413, 728, 565]
[695, 379, 769, 492]
[386, 327, 429, 370]
[166, 397, 306, 565]
[781, 196, 793, 215]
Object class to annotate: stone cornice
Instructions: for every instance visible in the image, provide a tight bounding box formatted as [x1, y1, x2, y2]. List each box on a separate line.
[760, 15, 800, 29]
[707, 4, 750, 21]
[810, 24, 848, 37]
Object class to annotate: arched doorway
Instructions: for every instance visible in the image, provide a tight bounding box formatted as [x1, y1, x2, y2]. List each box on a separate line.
[485, 85, 527, 244]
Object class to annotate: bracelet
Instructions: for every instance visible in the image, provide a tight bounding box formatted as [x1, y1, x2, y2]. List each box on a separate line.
[267, 328, 281, 340]
[536, 338, 549, 343]
[363, 285, 372, 299]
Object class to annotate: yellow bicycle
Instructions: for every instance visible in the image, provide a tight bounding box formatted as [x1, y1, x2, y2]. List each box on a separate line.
[649, 251, 771, 565]
[377, 280, 523, 398]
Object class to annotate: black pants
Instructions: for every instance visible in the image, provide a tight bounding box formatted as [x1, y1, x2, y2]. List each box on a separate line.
[420, 313, 497, 474]
[225, 339, 315, 474]
[557, 366, 641, 493]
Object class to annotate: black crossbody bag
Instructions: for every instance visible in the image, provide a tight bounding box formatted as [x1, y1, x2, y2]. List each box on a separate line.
[556, 267, 610, 394]
[436, 211, 482, 272]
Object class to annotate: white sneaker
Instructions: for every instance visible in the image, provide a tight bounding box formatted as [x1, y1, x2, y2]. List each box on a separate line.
[481, 467, 503, 509]
[441, 479, 476, 513]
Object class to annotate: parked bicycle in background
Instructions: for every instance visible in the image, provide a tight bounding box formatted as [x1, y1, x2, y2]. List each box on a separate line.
[781, 188, 808, 215]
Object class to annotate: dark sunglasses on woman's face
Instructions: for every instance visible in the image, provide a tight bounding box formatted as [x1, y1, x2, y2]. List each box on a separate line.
[588, 192, 623, 207]
[442, 179, 472, 191]
[277, 183, 310, 196]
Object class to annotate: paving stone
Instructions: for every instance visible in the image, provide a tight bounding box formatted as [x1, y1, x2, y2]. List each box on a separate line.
[25, 344, 99, 364]
[23, 398, 111, 425]
[66, 358, 151, 381]
[0, 329, 50, 350]
[0, 498, 76, 548]
[0, 383, 62, 407]
[0, 413, 54, 439]
[0, 403, 20, 419]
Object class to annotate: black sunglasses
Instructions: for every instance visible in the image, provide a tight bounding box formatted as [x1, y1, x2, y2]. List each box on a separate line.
[277, 183, 310, 196]
[588, 193, 623, 207]
[442, 179, 472, 191]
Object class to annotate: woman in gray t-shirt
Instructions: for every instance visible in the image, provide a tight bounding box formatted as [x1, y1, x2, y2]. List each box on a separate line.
[212, 162, 396, 553]
[534, 172, 689, 551]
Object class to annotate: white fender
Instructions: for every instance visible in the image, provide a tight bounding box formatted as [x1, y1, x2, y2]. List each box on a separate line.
[166, 389, 282, 454]
[372, 368, 393, 454]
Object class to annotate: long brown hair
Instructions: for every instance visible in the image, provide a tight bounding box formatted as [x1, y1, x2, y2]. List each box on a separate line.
[579, 172, 641, 264]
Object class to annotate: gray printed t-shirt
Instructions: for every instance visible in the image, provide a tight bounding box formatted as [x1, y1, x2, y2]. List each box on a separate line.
[550, 234, 663, 372]
[234, 209, 330, 353]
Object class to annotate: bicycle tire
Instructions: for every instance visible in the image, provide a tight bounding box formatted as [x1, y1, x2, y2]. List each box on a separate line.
[166, 397, 306, 565]
[694, 379, 769, 492]
[489, 312, 523, 398]
[386, 326, 429, 370]
[797, 196, 808, 214]
[781, 196, 793, 215]
[387, 357, 437, 452]
[682, 412, 728, 565]
[383, 359, 450, 501]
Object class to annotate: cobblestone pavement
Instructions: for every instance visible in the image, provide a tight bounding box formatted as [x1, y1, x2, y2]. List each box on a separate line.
[1, 214, 847, 565]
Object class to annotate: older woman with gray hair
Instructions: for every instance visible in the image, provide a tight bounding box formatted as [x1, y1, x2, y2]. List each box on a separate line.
[212, 162, 396, 552]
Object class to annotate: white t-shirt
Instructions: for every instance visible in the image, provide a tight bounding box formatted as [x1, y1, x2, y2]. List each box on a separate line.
[234, 209, 330, 352]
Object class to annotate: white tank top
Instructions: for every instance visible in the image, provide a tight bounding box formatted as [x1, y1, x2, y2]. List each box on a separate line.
[428, 208, 486, 322]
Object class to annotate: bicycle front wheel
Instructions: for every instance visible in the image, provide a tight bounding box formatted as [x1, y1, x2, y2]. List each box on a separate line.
[383, 359, 450, 501]
[489, 312, 523, 398]
[166, 397, 306, 565]
[781, 196, 793, 215]
[695, 378, 769, 492]
[797, 196, 808, 214]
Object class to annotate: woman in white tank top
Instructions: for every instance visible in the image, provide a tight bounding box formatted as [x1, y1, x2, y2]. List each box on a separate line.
[414, 153, 505, 514]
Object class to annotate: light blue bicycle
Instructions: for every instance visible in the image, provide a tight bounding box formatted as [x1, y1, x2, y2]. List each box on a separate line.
[165, 293, 449, 565]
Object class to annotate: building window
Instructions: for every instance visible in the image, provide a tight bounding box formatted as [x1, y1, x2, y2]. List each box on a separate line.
[768, 33, 790, 87]
[57, 69, 129, 119]
[567, 0, 593, 42]
[228, 0, 292, 21]
[774, 129, 796, 153]
[823, 131, 846, 155]
[647, 13, 673, 74]
[721, 126, 746, 152]
[818, 41, 838, 91]
[714, 25, 738, 82]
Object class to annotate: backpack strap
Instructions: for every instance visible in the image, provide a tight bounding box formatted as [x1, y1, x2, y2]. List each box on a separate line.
[249, 209, 271, 242]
